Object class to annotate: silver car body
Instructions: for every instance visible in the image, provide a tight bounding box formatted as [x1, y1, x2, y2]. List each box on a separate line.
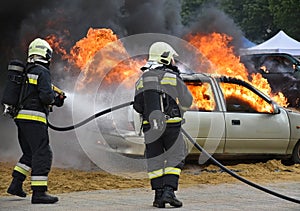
[105, 73, 300, 162]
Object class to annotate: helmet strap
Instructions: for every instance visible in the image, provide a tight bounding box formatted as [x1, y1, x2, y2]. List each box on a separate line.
[27, 55, 50, 64]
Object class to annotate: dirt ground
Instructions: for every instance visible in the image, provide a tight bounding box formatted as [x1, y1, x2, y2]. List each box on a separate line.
[1, 159, 300, 197]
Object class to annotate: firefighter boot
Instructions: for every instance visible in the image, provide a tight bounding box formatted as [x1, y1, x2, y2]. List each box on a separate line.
[7, 178, 27, 198]
[31, 191, 59, 204]
[161, 186, 183, 208]
[153, 188, 165, 208]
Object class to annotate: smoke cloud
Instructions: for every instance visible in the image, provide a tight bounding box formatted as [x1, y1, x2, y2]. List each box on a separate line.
[0, 0, 245, 169]
[187, 6, 244, 50]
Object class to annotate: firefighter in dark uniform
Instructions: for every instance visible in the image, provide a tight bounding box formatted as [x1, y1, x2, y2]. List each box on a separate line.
[133, 42, 193, 208]
[7, 38, 65, 204]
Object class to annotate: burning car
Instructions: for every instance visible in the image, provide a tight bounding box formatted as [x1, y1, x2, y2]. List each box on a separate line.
[240, 53, 300, 107]
[44, 29, 300, 165]
[104, 73, 300, 165]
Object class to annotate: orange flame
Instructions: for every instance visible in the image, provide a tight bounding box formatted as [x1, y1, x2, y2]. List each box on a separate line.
[220, 83, 273, 113]
[46, 34, 68, 58]
[48, 28, 288, 108]
[186, 32, 248, 79]
[186, 32, 288, 108]
[68, 28, 118, 68]
[47, 28, 143, 89]
[260, 65, 269, 73]
[186, 83, 216, 111]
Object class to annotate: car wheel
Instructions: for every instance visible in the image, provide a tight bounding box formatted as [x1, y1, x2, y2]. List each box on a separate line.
[292, 141, 300, 164]
[281, 159, 295, 166]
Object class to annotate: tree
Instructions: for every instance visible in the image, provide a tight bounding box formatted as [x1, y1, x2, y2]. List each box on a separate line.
[269, 0, 300, 40]
[181, 0, 274, 42]
[220, 0, 275, 43]
[181, 0, 206, 26]
[180, 0, 300, 42]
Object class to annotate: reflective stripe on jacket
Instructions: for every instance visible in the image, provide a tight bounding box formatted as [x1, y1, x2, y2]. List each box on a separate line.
[27, 73, 39, 85]
[15, 109, 47, 124]
[136, 71, 177, 91]
[142, 117, 183, 124]
[20, 63, 55, 116]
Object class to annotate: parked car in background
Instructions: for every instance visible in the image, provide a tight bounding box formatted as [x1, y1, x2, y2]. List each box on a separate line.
[240, 53, 300, 107]
[104, 73, 300, 165]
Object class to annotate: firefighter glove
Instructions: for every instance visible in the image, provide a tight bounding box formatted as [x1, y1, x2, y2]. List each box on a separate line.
[53, 95, 66, 107]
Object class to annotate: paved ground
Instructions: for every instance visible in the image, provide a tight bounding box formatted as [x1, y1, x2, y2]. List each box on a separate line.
[1, 182, 300, 211]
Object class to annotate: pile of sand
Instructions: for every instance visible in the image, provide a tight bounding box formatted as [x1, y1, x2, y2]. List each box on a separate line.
[1, 160, 299, 196]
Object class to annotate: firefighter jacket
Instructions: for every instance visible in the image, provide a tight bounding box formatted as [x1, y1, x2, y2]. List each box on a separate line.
[133, 65, 193, 125]
[15, 62, 55, 124]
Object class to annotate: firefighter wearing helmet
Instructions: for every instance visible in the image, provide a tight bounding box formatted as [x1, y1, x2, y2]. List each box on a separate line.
[7, 38, 65, 204]
[133, 42, 193, 208]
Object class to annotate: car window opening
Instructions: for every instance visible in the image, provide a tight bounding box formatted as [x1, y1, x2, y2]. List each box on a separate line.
[220, 83, 273, 113]
[185, 81, 216, 111]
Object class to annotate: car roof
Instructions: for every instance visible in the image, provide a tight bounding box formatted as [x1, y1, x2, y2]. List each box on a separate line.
[181, 73, 211, 82]
[241, 53, 300, 64]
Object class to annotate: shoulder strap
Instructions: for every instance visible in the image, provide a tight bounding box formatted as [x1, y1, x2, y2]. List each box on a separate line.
[17, 64, 35, 108]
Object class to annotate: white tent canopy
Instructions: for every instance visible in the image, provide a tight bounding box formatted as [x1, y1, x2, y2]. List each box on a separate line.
[239, 30, 300, 57]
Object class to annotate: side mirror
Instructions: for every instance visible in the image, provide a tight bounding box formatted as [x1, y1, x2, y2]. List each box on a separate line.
[296, 64, 300, 72]
[272, 102, 280, 114]
[293, 65, 300, 79]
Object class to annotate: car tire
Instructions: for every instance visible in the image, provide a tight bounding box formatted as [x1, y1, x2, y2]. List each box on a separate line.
[281, 159, 294, 166]
[292, 141, 300, 164]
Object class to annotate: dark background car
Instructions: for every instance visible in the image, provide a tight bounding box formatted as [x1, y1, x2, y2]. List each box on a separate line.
[240, 53, 300, 107]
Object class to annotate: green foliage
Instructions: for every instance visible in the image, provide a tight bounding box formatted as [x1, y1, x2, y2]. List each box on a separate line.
[180, 0, 300, 42]
[181, 0, 205, 25]
[221, 0, 275, 42]
[181, 0, 220, 26]
[269, 0, 300, 40]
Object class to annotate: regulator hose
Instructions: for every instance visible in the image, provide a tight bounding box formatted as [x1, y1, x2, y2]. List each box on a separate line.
[48, 100, 300, 204]
[181, 128, 300, 204]
[47, 101, 133, 131]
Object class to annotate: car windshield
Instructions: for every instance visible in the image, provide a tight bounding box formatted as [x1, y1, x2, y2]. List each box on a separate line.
[241, 54, 300, 74]
[294, 57, 300, 63]
[259, 55, 295, 73]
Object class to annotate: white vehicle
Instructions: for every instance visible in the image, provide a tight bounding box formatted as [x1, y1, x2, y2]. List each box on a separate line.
[104, 73, 300, 164]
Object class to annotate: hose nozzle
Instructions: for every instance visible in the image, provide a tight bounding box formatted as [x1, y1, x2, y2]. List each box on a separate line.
[52, 84, 65, 96]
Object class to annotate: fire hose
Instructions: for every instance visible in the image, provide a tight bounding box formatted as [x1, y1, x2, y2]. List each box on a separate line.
[181, 128, 300, 204]
[47, 101, 133, 131]
[48, 100, 300, 204]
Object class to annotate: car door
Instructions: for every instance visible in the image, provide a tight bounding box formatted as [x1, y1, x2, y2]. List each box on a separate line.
[220, 82, 290, 154]
[183, 80, 226, 155]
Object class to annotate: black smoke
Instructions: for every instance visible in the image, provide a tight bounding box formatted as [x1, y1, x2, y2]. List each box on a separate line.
[121, 0, 183, 36]
[0, 0, 246, 113]
[0, 0, 246, 83]
[187, 6, 244, 51]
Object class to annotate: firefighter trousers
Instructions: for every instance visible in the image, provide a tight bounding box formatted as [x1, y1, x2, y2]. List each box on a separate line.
[143, 123, 187, 190]
[13, 119, 53, 192]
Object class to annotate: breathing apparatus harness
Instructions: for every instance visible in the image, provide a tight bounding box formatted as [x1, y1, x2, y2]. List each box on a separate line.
[2, 60, 28, 118]
[1, 60, 65, 118]
[142, 67, 167, 131]
[140, 63, 182, 131]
